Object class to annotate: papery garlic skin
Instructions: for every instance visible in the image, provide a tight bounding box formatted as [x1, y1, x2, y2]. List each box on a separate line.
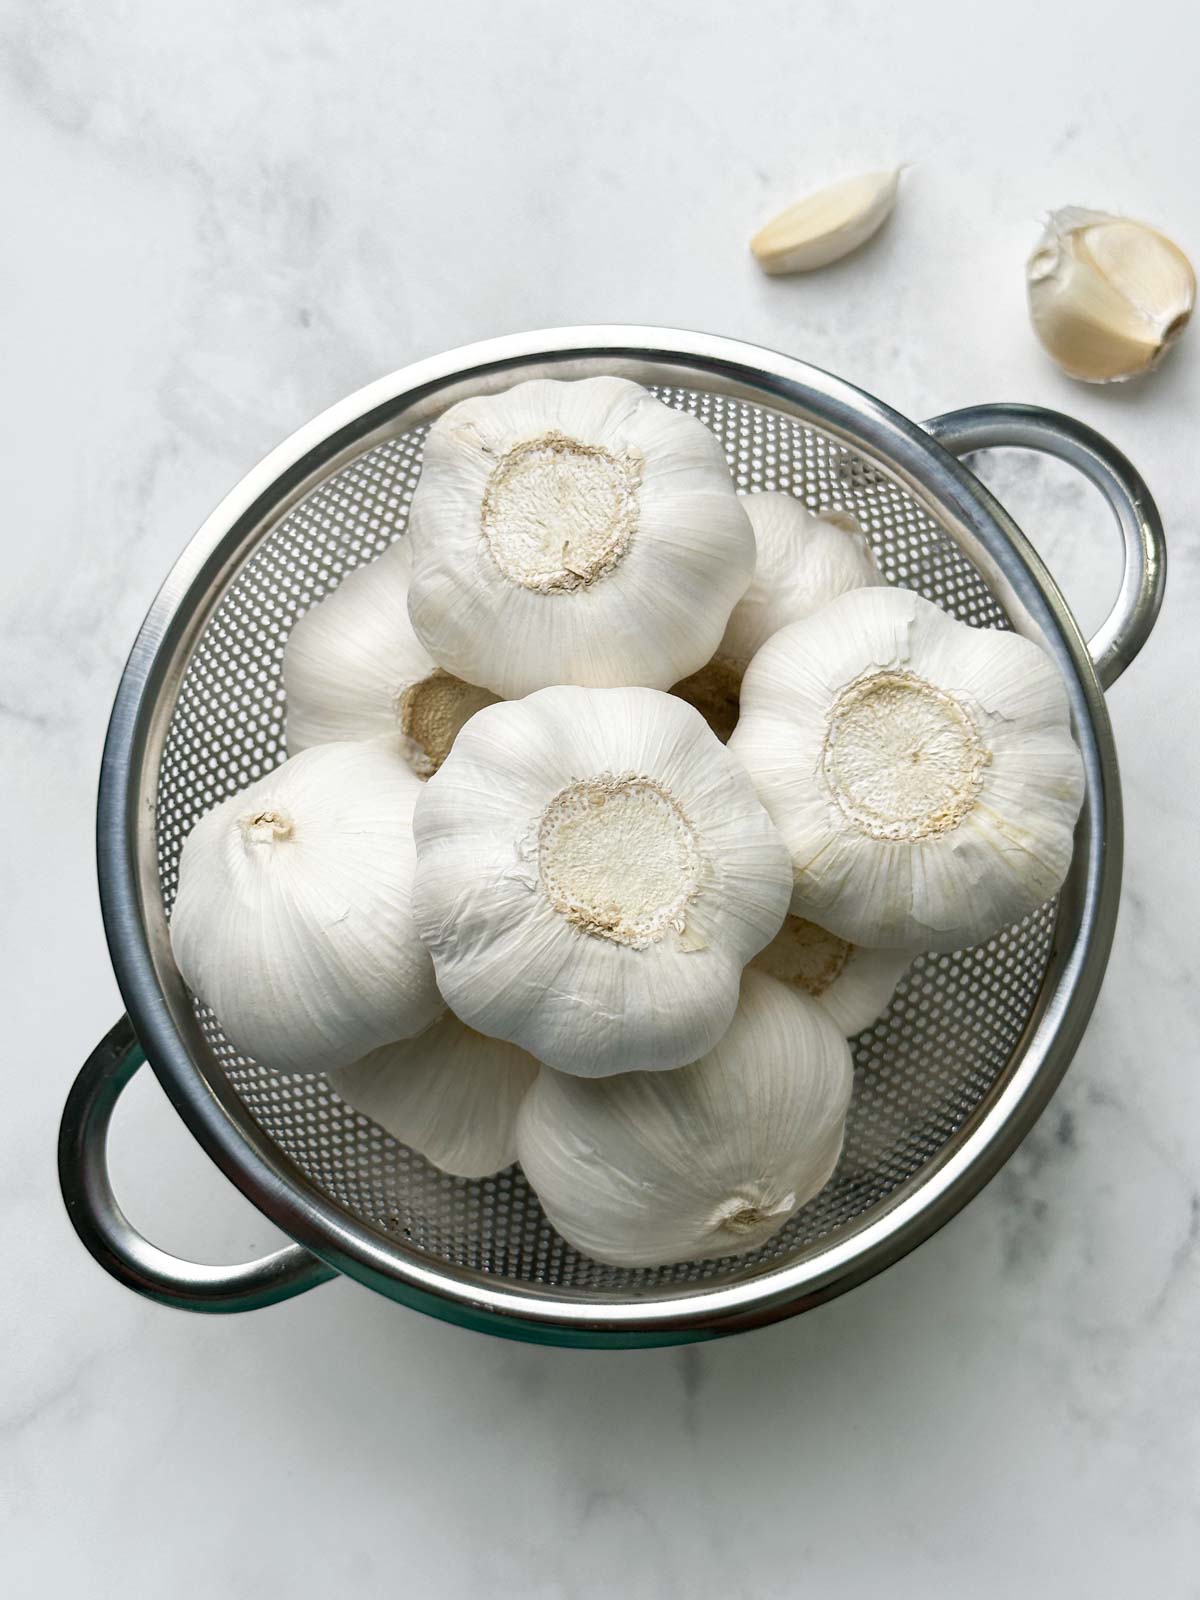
[171, 738, 442, 1075]
[751, 169, 901, 275]
[412, 686, 792, 1078]
[728, 588, 1085, 952]
[1027, 208, 1195, 382]
[721, 496, 883, 665]
[516, 971, 853, 1268]
[751, 913, 910, 1037]
[283, 541, 499, 776]
[406, 377, 755, 699]
[329, 1013, 537, 1179]
[674, 493, 882, 740]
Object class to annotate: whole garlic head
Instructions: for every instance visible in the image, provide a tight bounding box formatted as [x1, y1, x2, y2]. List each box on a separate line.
[406, 377, 755, 698]
[170, 738, 442, 1075]
[329, 1013, 538, 1179]
[283, 541, 499, 776]
[751, 913, 911, 1037]
[1027, 208, 1195, 382]
[674, 493, 883, 740]
[412, 685, 792, 1078]
[516, 971, 853, 1268]
[728, 587, 1085, 952]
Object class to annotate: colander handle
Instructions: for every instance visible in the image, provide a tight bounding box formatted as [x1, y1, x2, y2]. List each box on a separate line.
[59, 1017, 337, 1312]
[923, 403, 1165, 690]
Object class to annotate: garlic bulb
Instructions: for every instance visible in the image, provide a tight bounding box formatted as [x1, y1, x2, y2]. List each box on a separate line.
[1027, 208, 1195, 382]
[751, 914, 910, 1037]
[728, 587, 1085, 951]
[412, 685, 791, 1078]
[674, 493, 882, 740]
[516, 971, 853, 1268]
[329, 1013, 537, 1179]
[170, 738, 442, 1075]
[406, 377, 755, 699]
[283, 541, 499, 776]
[751, 169, 902, 275]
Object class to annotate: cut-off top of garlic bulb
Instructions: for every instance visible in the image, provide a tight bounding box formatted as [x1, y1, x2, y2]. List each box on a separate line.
[728, 587, 1085, 952]
[674, 492, 882, 740]
[751, 168, 902, 276]
[1027, 207, 1195, 383]
[516, 971, 853, 1268]
[406, 377, 755, 699]
[283, 540, 499, 777]
[412, 685, 792, 1078]
[329, 1012, 537, 1180]
[170, 737, 442, 1076]
[750, 913, 910, 1037]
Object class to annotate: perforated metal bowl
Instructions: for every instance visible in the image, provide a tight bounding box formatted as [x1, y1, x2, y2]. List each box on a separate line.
[58, 328, 1164, 1345]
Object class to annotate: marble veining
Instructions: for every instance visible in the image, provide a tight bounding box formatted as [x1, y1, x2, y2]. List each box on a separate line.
[2, 0, 1199, 1595]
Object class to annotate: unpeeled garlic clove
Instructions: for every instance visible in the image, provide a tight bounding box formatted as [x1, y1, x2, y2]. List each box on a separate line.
[750, 169, 902, 275]
[1027, 207, 1195, 382]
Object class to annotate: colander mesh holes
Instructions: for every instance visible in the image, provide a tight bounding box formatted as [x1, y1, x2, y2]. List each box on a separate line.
[155, 389, 1054, 1297]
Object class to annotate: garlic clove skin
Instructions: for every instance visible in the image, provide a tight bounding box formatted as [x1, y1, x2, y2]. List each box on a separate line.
[750, 913, 911, 1036]
[170, 737, 442, 1076]
[516, 971, 853, 1268]
[283, 540, 500, 776]
[751, 169, 902, 276]
[406, 377, 755, 699]
[728, 587, 1085, 952]
[1027, 208, 1195, 382]
[329, 1012, 537, 1179]
[412, 685, 792, 1078]
[674, 493, 883, 740]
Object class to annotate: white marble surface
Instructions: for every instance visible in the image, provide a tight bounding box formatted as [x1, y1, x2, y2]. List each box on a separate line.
[3, 1, 1199, 1592]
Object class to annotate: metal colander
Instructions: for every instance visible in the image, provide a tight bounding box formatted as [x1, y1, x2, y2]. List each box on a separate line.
[59, 328, 1164, 1345]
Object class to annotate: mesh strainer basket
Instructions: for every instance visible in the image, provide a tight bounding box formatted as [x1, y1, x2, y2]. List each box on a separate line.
[58, 328, 1164, 1346]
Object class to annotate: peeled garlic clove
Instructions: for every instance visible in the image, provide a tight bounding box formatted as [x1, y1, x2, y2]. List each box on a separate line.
[517, 971, 853, 1268]
[728, 587, 1085, 952]
[329, 1013, 537, 1179]
[406, 377, 755, 699]
[751, 169, 901, 275]
[412, 685, 792, 1078]
[1027, 207, 1195, 382]
[283, 541, 499, 777]
[751, 913, 910, 1036]
[674, 493, 883, 740]
[170, 738, 442, 1075]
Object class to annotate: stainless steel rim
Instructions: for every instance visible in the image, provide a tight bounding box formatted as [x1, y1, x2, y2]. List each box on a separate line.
[83, 327, 1150, 1341]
